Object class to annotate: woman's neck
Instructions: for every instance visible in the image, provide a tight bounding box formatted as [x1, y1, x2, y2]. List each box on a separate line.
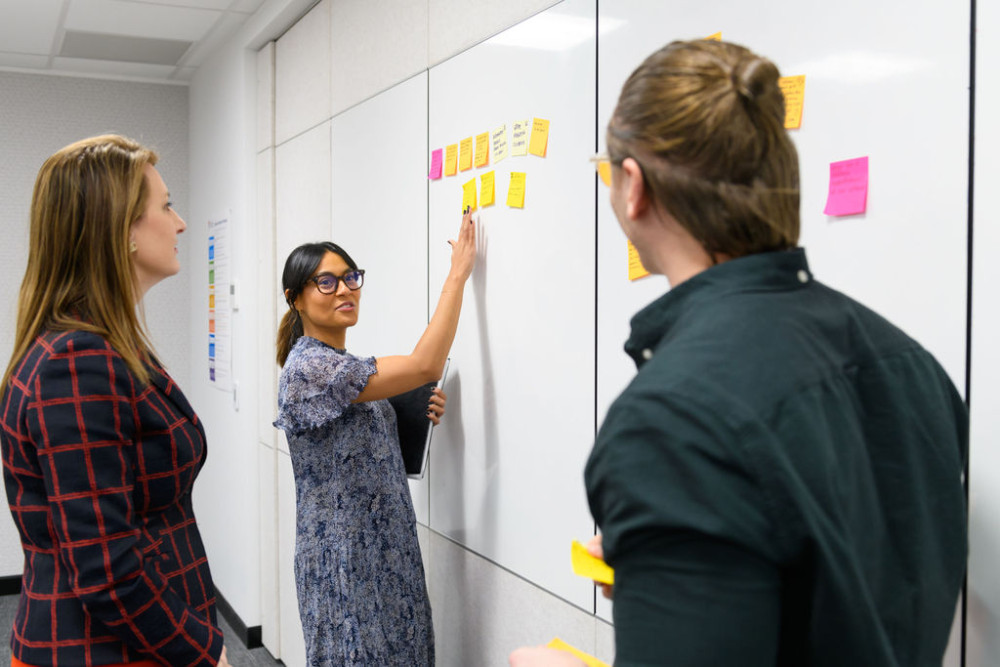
[303, 325, 346, 350]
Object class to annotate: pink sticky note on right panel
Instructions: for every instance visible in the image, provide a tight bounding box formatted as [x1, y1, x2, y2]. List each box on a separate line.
[823, 156, 868, 216]
[428, 149, 443, 179]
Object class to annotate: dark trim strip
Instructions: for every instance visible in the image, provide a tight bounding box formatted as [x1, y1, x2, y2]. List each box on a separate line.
[215, 590, 263, 650]
[0, 575, 22, 597]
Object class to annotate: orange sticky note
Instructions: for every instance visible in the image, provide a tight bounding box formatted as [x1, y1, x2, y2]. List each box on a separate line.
[474, 132, 490, 168]
[705, 31, 722, 41]
[444, 144, 458, 176]
[546, 638, 610, 667]
[628, 240, 650, 281]
[528, 117, 550, 157]
[480, 171, 495, 206]
[459, 137, 473, 171]
[462, 177, 478, 212]
[779, 75, 806, 130]
[507, 172, 526, 208]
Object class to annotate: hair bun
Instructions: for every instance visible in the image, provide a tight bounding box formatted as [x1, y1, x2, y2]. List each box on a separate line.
[732, 57, 778, 104]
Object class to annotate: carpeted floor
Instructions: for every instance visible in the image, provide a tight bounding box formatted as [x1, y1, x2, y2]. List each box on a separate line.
[0, 594, 283, 666]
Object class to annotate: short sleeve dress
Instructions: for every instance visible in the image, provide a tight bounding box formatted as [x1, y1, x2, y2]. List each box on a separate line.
[274, 336, 434, 666]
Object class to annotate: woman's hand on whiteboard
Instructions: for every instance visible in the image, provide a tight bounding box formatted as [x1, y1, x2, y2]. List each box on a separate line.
[446, 207, 477, 283]
[586, 534, 613, 599]
[427, 387, 447, 425]
[509, 646, 587, 667]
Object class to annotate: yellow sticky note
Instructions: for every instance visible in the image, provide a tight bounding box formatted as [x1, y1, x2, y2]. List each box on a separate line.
[492, 125, 508, 163]
[474, 132, 490, 168]
[546, 638, 610, 667]
[507, 171, 526, 208]
[444, 144, 458, 176]
[779, 75, 806, 130]
[628, 240, 650, 281]
[529, 117, 550, 157]
[570, 540, 614, 585]
[511, 119, 530, 156]
[459, 136, 473, 171]
[462, 177, 477, 212]
[480, 170, 495, 207]
[705, 31, 722, 41]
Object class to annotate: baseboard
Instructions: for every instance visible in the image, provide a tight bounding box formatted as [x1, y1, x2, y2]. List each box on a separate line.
[215, 589, 263, 649]
[0, 575, 21, 596]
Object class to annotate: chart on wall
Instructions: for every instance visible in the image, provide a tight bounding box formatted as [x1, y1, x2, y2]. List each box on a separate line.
[427, 0, 598, 610]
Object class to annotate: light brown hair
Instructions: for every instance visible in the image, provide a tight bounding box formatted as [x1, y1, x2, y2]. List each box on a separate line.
[607, 39, 800, 258]
[1, 134, 160, 395]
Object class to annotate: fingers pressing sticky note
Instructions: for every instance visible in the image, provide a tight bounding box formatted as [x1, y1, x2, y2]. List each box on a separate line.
[571, 540, 614, 585]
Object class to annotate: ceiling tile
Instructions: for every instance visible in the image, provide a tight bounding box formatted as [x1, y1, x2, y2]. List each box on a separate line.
[229, 0, 266, 13]
[180, 11, 246, 67]
[65, 0, 221, 41]
[124, 0, 233, 10]
[0, 0, 64, 54]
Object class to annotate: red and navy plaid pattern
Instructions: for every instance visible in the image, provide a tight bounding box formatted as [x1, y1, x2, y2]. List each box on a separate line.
[1, 330, 224, 666]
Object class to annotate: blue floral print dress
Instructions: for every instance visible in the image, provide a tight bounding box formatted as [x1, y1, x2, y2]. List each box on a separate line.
[274, 336, 433, 666]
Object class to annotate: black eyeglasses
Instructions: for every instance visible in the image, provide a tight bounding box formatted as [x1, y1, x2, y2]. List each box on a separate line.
[307, 269, 365, 294]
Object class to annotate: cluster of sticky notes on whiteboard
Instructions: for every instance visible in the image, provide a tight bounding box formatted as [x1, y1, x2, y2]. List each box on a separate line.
[428, 116, 550, 212]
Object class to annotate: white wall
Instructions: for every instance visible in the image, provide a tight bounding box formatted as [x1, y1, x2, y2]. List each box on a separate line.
[0, 71, 190, 579]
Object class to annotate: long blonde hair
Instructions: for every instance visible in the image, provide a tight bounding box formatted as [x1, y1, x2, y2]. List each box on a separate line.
[1, 134, 160, 396]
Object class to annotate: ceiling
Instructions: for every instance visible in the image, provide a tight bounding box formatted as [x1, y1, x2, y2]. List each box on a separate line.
[0, 0, 268, 84]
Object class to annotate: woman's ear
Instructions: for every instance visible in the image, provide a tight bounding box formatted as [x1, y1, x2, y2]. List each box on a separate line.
[621, 157, 650, 221]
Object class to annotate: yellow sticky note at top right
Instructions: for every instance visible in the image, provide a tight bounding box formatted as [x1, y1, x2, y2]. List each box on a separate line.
[528, 118, 550, 157]
[779, 75, 806, 129]
[705, 31, 722, 41]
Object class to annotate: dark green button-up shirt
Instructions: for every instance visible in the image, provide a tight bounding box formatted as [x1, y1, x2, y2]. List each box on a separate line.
[585, 248, 967, 666]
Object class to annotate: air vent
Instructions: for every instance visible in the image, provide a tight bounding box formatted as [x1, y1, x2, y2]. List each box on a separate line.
[60, 30, 192, 66]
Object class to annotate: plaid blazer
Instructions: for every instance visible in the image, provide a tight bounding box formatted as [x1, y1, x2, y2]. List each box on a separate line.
[1, 330, 223, 666]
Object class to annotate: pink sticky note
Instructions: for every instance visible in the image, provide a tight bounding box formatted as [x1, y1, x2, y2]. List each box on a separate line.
[428, 149, 443, 180]
[823, 156, 868, 216]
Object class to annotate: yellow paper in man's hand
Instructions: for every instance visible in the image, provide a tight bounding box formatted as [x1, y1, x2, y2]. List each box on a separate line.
[570, 540, 614, 585]
[546, 637, 610, 667]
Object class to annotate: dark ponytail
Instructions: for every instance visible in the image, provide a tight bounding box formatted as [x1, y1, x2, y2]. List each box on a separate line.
[276, 241, 359, 366]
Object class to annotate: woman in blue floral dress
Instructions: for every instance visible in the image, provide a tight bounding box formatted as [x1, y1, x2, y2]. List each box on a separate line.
[274, 210, 476, 666]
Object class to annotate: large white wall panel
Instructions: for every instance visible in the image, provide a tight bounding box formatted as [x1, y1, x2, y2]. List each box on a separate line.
[330, 0, 429, 115]
[329, 72, 432, 523]
[427, 0, 597, 611]
[427, 0, 560, 65]
[275, 0, 332, 144]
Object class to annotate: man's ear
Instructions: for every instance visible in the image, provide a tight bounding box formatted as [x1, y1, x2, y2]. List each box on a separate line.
[621, 157, 650, 221]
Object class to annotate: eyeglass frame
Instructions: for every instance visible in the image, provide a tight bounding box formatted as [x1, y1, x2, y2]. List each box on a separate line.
[306, 269, 365, 294]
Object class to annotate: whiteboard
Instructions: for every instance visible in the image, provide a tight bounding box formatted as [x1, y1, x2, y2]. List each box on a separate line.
[330, 72, 432, 522]
[427, 0, 598, 609]
[596, 1, 970, 431]
[594, 0, 970, 637]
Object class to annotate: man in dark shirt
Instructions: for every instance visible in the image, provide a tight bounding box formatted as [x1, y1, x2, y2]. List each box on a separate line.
[512, 38, 966, 667]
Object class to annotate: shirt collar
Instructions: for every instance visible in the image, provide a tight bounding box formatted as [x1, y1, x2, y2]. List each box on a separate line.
[624, 248, 812, 365]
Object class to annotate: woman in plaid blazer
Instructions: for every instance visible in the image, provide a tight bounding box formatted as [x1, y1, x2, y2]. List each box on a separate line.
[0, 136, 229, 666]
